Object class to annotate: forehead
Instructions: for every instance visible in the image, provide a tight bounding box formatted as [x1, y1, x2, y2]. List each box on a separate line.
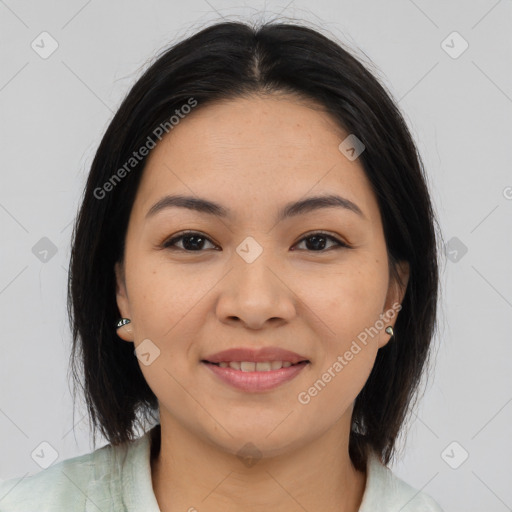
[133, 94, 379, 225]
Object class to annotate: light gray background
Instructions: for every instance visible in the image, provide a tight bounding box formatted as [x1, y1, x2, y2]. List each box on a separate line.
[1, 1, 511, 511]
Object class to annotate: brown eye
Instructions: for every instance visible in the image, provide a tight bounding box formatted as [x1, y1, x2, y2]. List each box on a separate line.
[163, 231, 217, 251]
[292, 232, 349, 252]
[162, 230, 349, 253]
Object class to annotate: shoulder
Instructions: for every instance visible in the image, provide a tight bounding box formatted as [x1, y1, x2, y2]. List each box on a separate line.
[359, 452, 444, 512]
[0, 439, 129, 512]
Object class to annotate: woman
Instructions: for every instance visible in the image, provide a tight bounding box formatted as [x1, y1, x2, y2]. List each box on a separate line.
[0, 19, 444, 511]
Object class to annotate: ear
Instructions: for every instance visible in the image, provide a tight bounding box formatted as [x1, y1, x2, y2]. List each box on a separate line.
[378, 260, 410, 349]
[115, 261, 133, 342]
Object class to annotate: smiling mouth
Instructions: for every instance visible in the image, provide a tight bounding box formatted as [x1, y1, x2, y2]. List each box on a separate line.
[201, 358, 311, 392]
[202, 360, 310, 371]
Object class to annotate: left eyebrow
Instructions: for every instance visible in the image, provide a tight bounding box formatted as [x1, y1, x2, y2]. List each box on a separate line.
[278, 194, 366, 221]
[145, 193, 366, 221]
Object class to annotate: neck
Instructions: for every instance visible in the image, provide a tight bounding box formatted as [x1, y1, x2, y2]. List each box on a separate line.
[150, 417, 367, 512]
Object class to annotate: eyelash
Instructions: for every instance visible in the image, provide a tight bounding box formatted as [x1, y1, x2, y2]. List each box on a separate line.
[161, 230, 350, 252]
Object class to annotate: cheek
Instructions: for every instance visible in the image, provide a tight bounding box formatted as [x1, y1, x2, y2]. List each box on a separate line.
[296, 269, 383, 417]
[296, 256, 386, 393]
[125, 261, 209, 404]
[298, 256, 388, 339]
[298, 346, 377, 425]
[126, 260, 211, 338]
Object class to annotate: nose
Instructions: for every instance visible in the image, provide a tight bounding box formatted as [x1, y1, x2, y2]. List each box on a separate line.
[215, 249, 297, 330]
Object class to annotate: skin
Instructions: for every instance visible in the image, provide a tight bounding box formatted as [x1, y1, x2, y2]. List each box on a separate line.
[115, 93, 409, 512]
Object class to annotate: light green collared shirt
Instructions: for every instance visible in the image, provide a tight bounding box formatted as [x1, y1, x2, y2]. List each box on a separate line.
[0, 425, 444, 511]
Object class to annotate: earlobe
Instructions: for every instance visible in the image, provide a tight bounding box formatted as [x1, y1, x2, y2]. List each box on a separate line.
[116, 318, 134, 342]
[378, 324, 395, 349]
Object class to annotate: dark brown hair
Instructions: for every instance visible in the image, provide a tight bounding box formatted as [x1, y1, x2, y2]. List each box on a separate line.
[68, 19, 442, 472]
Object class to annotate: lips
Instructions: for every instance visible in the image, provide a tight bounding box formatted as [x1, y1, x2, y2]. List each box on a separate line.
[201, 347, 310, 392]
[202, 347, 309, 365]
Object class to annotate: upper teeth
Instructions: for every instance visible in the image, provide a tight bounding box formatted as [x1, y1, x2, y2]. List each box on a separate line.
[218, 361, 294, 371]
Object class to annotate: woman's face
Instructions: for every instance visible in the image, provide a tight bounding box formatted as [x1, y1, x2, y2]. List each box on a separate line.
[115, 93, 409, 457]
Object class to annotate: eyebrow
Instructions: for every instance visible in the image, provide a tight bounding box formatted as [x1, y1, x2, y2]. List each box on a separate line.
[145, 193, 366, 222]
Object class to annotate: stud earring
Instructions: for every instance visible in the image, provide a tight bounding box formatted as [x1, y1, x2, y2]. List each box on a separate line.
[116, 318, 131, 328]
[385, 326, 394, 337]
